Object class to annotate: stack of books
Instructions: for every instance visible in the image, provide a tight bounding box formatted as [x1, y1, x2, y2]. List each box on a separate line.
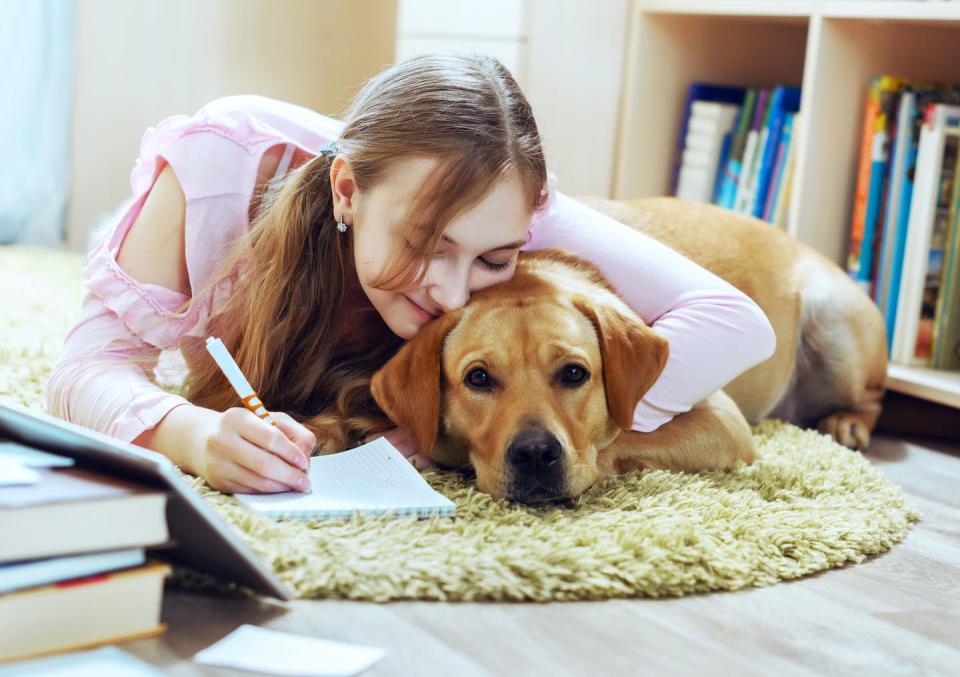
[0, 441, 169, 664]
[845, 76, 960, 370]
[673, 82, 802, 228]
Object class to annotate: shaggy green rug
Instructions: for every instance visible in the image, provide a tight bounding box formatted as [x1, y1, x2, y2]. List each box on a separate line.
[0, 244, 920, 602]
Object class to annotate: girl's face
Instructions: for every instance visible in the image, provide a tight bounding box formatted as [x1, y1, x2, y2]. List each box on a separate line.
[339, 156, 533, 340]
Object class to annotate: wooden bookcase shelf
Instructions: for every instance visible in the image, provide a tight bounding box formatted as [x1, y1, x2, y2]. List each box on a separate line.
[613, 0, 960, 408]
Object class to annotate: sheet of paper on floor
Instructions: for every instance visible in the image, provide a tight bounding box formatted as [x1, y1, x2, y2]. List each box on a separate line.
[0, 645, 163, 676]
[193, 624, 386, 676]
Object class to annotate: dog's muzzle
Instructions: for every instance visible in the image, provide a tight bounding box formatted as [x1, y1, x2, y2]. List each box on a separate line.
[505, 428, 566, 503]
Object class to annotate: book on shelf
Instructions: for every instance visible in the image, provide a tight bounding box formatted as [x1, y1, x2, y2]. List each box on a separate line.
[875, 88, 918, 333]
[674, 82, 801, 228]
[847, 76, 907, 296]
[933, 159, 960, 371]
[843, 76, 960, 374]
[733, 88, 770, 214]
[751, 86, 802, 219]
[670, 83, 747, 196]
[879, 84, 960, 349]
[891, 103, 960, 367]
[763, 112, 795, 222]
[716, 88, 757, 208]
[676, 101, 741, 204]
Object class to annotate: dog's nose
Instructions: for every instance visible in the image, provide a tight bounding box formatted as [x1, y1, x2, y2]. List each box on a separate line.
[506, 429, 562, 474]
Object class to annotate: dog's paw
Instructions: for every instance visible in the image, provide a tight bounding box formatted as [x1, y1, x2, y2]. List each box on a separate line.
[817, 412, 871, 450]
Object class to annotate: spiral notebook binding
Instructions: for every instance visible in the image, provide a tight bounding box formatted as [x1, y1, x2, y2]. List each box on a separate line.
[270, 505, 454, 520]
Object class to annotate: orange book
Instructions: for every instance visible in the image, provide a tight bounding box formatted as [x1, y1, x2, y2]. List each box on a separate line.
[847, 75, 904, 273]
[848, 77, 882, 274]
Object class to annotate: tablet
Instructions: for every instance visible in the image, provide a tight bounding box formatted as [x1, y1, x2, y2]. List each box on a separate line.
[0, 400, 291, 600]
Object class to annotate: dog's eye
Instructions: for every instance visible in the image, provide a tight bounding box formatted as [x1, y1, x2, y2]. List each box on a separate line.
[465, 367, 493, 390]
[558, 364, 589, 386]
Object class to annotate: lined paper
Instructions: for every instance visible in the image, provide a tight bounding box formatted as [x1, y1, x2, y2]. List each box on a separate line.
[234, 438, 455, 520]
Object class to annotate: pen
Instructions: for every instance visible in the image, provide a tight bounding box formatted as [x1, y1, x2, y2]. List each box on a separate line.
[204, 336, 276, 426]
[205, 336, 311, 494]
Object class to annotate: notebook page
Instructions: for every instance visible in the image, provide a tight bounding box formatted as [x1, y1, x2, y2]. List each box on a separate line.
[234, 438, 454, 517]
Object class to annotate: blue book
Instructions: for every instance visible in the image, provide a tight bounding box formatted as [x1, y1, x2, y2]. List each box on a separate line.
[711, 119, 738, 203]
[671, 83, 746, 195]
[751, 86, 802, 218]
[876, 91, 915, 315]
[886, 120, 919, 348]
[764, 112, 795, 222]
[0, 548, 144, 594]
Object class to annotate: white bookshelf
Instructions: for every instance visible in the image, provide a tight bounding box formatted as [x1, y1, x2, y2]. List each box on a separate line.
[613, 0, 960, 409]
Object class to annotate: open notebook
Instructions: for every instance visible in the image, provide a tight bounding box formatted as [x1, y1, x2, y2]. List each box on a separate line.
[234, 437, 455, 520]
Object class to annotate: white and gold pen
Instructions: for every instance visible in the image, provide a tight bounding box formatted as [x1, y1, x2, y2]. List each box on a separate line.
[204, 336, 276, 426]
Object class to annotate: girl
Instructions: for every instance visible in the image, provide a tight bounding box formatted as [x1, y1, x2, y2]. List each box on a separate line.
[47, 54, 775, 495]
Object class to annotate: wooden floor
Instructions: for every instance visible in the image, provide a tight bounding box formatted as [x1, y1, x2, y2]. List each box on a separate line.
[122, 432, 960, 676]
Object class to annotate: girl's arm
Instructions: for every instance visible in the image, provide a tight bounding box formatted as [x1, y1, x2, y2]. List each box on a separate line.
[525, 191, 776, 432]
[45, 289, 196, 464]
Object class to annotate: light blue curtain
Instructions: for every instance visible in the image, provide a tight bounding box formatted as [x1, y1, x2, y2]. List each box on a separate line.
[0, 0, 74, 246]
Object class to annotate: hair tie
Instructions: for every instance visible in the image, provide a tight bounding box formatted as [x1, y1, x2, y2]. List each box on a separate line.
[319, 141, 341, 157]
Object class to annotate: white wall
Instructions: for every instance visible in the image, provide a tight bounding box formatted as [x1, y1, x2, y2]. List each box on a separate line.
[68, 0, 397, 251]
[395, 0, 629, 199]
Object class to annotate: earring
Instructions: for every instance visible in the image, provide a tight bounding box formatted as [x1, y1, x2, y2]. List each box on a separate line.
[337, 213, 348, 233]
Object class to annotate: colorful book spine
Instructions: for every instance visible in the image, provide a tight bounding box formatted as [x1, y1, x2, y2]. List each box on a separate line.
[772, 113, 801, 228]
[763, 112, 795, 222]
[752, 87, 802, 219]
[848, 77, 883, 279]
[875, 90, 916, 315]
[881, 84, 960, 348]
[852, 76, 906, 294]
[718, 88, 758, 209]
[916, 128, 960, 361]
[932, 154, 960, 370]
[891, 104, 960, 365]
[733, 88, 770, 214]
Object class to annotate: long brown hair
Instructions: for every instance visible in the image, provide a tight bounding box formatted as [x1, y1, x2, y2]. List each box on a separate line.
[182, 53, 547, 452]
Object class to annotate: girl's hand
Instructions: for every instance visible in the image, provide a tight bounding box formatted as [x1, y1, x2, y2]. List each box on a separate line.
[365, 426, 435, 470]
[191, 407, 316, 494]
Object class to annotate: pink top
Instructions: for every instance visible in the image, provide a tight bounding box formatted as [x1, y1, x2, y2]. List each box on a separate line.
[46, 95, 776, 447]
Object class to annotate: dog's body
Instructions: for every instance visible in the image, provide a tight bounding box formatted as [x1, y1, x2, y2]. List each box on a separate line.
[371, 198, 888, 502]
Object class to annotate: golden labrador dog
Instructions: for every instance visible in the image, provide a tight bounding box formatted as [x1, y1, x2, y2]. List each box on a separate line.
[370, 197, 887, 503]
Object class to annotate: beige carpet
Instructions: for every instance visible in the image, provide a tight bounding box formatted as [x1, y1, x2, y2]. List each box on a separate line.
[0, 244, 920, 602]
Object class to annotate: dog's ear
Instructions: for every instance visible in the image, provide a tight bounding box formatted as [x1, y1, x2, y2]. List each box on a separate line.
[572, 295, 670, 430]
[370, 311, 462, 455]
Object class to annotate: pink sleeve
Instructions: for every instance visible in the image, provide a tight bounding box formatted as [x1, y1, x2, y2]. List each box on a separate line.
[525, 190, 776, 432]
[45, 115, 257, 444]
[45, 290, 192, 443]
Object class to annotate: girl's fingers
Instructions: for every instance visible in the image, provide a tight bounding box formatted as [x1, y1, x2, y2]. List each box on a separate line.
[233, 409, 309, 471]
[229, 433, 310, 491]
[228, 464, 301, 494]
[221, 480, 259, 495]
[272, 411, 317, 456]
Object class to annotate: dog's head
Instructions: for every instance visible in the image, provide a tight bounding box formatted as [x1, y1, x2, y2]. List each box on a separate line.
[370, 251, 668, 502]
